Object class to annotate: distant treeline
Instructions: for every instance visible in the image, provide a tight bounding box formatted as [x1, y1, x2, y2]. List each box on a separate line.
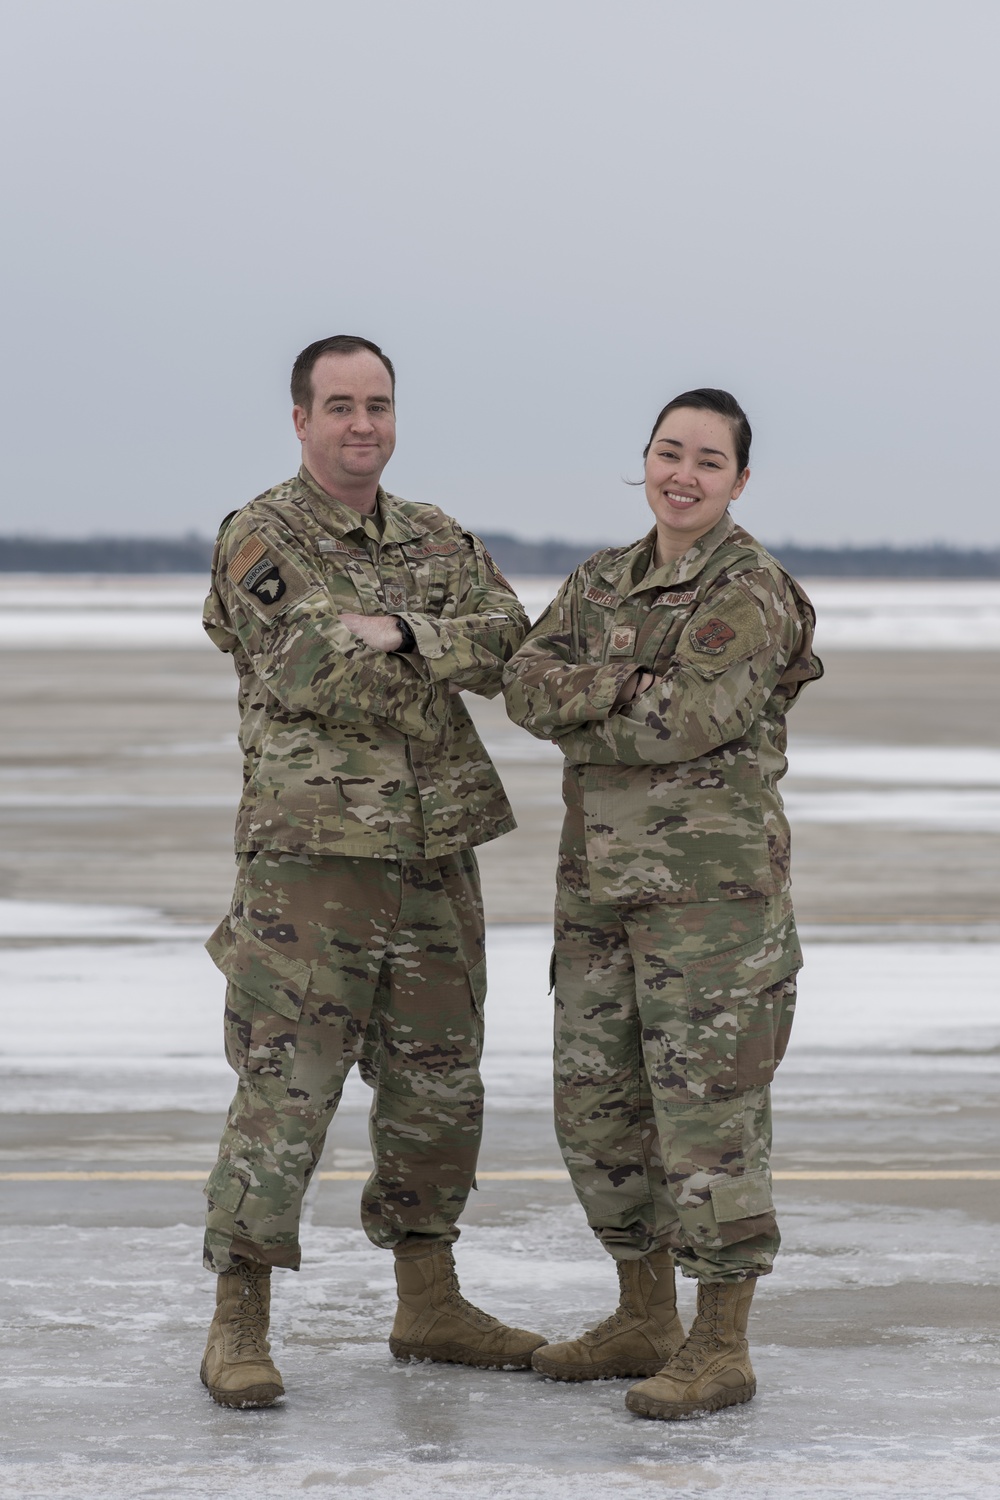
[1, 533, 998, 578]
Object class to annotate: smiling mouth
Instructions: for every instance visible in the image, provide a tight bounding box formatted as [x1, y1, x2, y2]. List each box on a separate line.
[665, 491, 698, 508]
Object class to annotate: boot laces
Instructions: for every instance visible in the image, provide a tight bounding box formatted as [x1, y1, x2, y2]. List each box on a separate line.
[581, 1269, 641, 1341]
[669, 1285, 726, 1374]
[583, 1307, 631, 1340]
[587, 1291, 640, 1339]
[229, 1272, 269, 1358]
[442, 1263, 500, 1330]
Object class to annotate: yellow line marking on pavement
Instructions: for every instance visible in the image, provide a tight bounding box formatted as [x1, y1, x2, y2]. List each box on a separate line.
[1, 1169, 999, 1182]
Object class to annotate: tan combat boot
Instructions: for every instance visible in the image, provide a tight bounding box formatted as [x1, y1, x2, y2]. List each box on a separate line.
[625, 1277, 756, 1419]
[389, 1244, 547, 1369]
[200, 1262, 285, 1408]
[532, 1251, 684, 1381]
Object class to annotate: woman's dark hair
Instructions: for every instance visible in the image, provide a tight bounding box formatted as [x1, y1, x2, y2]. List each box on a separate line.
[642, 388, 752, 473]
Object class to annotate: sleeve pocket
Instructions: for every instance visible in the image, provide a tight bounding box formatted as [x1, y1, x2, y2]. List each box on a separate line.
[676, 586, 770, 679]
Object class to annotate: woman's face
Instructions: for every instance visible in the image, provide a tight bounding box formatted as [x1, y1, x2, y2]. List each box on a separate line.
[644, 407, 749, 559]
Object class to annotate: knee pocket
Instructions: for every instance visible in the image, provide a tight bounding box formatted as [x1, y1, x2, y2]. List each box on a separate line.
[710, 1167, 774, 1224]
[204, 1157, 249, 1216]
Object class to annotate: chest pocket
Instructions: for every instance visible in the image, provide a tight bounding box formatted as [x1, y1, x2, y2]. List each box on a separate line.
[401, 539, 463, 618]
[644, 605, 696, 669]
[316, 540, 384, 613]
[591, 597, 694, 669]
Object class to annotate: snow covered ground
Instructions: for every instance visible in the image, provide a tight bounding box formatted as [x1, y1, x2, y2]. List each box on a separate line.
[1, 572, 997, 1495]
[1, 903, 998, 1497]
[1, 574, 999, 650]
[0, 908, 998, 1116]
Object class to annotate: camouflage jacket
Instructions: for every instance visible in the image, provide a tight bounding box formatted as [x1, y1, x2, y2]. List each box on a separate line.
[503, 514, 823, 904]
[203, 468, 528, 859]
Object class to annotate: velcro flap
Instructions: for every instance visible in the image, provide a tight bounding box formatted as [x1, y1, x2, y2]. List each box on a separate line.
[710, 1167, 774, 1224]
[684, 925, 802, 1009]
[207, 916, 311, 1022]
[203, 1157, 249, 1212]
[678, 585, 769, 676]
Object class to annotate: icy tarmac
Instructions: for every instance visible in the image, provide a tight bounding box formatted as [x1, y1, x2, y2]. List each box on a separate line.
[1, 911, 998, 1499]
[1, 577, 998, 1497]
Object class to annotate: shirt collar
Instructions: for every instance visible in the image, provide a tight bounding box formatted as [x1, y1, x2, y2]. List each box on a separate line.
[597, 512, 737, 597]
[297, 467, 428, 544]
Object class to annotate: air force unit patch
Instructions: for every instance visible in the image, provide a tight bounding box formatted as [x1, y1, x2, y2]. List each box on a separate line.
[690, 618, 737, 654]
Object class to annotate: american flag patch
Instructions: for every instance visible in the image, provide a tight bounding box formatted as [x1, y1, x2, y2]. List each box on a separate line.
[228, 535, 267, 583]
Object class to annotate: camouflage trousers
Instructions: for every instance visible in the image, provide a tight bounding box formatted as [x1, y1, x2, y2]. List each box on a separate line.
[553, 884, 801, 1282]
[202, 849, 486, 1271]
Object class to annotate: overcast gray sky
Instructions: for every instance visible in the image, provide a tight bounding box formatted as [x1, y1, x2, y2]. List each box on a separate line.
[1, 0, 997, 548]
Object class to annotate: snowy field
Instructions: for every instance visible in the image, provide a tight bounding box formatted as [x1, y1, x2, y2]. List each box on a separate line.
[1, 573, 999, 651]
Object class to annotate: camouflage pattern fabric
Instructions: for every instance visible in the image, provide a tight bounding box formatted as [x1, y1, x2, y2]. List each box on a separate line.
[202, 467, 528, 860]
[502, 514, 823, 904]
[553, 886, 799, 1280]
[503, 515, 821, 1280]
[203, 849, 486, 1271]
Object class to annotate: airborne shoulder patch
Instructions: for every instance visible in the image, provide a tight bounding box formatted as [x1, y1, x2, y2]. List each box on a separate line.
[228, 534, 287, 606]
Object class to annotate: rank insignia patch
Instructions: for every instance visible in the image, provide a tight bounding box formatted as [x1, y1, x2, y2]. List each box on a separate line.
[384, 584, 406, 610]
[690, 618, 737, 654]
[610, 624, 637, 655]
[241, 555, 286, 604]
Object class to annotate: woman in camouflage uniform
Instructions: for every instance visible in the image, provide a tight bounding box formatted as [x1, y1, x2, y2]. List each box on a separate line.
[503, 389, 822, 1419]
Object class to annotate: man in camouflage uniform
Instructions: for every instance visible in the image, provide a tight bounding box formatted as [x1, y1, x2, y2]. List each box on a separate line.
[199, 335, 545, 1408]
[503, 389, 822, 1419]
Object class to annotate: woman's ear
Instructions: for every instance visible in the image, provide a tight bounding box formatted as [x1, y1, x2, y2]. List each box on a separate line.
[730, 467, 750, 503]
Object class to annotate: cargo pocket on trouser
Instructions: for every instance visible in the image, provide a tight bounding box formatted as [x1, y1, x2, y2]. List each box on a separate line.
[468, 955, 487, 1058]
[203, 918, 316, 1271]
[677, 918, 803, 1102]
[645, 922, 801, 1278]
[206, 915, 312, 1101]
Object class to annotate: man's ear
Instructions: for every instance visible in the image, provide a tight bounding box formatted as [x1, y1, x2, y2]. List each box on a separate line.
[292, 404, 309, 441]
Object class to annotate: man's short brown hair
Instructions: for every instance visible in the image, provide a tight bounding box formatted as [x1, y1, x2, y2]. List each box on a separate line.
[290, 335, 396, 412]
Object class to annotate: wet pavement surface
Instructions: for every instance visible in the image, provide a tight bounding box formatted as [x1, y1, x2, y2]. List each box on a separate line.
[1, 585, 998, 1497]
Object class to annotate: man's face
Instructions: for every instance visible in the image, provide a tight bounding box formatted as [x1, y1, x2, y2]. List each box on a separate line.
[292, 350, 396, 501]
